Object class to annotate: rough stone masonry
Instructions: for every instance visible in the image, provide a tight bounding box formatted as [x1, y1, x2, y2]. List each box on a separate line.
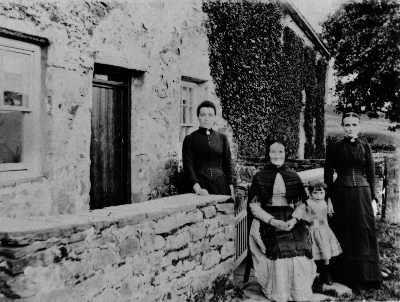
[0, 194, 235, 302]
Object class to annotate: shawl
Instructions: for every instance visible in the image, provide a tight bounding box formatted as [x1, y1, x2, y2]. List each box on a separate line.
[257, 164, 306, 205]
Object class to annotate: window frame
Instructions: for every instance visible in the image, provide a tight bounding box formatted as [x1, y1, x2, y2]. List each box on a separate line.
[0, 36, 42, 183]
[179, 81, 197, 144]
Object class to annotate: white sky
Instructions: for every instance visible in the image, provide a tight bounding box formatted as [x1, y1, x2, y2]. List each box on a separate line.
[289, 0, 346, 33]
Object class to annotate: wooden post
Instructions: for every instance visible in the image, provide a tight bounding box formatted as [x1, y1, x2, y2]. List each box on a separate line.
[384, 150, 400, 223]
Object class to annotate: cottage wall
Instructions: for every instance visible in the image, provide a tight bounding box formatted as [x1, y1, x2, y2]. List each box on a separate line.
[0, 1, 224, 217]
[0, 0, 330, 218]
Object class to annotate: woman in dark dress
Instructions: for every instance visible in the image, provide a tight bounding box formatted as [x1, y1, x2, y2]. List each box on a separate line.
[182, 101, 234, 199]
[324, 112, 382, 285]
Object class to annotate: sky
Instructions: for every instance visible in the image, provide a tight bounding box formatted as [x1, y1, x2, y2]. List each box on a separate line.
[289, 0, 346, 33]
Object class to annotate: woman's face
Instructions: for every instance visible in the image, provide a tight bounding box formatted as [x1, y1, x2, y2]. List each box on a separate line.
[269, 142, 285, 167]
[198, 107, 216, 129]
[342, 116, 360, 138]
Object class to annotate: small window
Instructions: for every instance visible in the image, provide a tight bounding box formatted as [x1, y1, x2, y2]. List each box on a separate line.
[0, 37, 41, 178]
[179, 81, 197, 143]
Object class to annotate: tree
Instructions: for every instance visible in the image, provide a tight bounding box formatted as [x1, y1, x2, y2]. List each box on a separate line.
[322, 0, 400, 130]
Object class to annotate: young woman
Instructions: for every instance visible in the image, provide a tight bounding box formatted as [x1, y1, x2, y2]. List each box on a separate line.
[248, 132, 316, 302]
[182, 100, 234, 199]
[324, 112, 382, 286]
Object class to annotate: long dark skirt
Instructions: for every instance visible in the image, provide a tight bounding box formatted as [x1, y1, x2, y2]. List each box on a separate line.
[329, 186, 382, 284]
[187, 173, 230, 195]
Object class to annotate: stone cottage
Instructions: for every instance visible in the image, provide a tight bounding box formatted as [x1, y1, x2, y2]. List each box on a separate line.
[0, 0, 329, 217]
[0, 0, 331, 301]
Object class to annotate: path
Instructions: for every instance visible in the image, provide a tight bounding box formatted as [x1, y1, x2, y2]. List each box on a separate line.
[234, 261, 352, 302]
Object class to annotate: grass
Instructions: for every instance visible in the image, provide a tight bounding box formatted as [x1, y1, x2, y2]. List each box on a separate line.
[312, 220, 400, 301]
[325, 105, 400, 150]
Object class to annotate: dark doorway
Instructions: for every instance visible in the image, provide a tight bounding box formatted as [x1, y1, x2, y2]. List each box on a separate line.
[90, 64, 131, 209]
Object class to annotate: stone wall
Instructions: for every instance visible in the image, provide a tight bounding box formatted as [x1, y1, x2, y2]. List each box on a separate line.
[0, 194, 235, 302]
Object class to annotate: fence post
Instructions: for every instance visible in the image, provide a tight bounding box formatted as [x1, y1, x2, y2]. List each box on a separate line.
[384, 150, 400, 223]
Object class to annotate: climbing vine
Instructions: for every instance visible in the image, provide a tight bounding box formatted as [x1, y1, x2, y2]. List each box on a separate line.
[303, 47, 317, 158]
[314, 58, 328, 158]
[202, 1, 327, 159]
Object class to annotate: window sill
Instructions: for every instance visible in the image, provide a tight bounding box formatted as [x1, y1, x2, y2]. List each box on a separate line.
[0, 170, 44, 187]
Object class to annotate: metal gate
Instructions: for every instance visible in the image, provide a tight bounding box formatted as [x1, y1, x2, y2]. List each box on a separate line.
[234, 190, 248, 269]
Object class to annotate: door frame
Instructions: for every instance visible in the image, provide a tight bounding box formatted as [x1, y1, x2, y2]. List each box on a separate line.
[90, 64, 132, 209]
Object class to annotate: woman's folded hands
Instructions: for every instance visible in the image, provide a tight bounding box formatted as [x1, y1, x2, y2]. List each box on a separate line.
[269, 217, 297, 231]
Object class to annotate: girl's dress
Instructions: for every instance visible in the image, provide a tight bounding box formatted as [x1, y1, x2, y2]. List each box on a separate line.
[182, 127, 233, 195]
[324, 137, 382, 283]
[249, 164, 316, 302]
[306, 199, 342, 260]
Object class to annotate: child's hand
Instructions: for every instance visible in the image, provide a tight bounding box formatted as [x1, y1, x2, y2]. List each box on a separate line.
[327, 198, 334, 217]
[285, 218, 297, 231]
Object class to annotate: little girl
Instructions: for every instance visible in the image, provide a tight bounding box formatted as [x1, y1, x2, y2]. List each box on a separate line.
[306, 181, 342, 285]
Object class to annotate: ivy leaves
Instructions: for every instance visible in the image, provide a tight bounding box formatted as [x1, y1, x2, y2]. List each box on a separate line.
[203, 2, 326, 158]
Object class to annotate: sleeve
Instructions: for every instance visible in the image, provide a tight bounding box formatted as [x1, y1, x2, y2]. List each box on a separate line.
[182, 134, 199, 187]
[292, 202, 307, 221]
[364, 142, 377, 200]
[248, 175, 274, 223]
[249, 199, 274, 223]
[324, 143, 335, 199]
[221, 134, 234, 185]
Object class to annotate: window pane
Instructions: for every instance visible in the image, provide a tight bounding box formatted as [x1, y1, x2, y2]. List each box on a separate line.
[188, 87, 194, 105]
[0, 111, 22, 163]
[182, 103, 186, 124]
[189, 106, 193, 124]
[3, 50, 30, 107]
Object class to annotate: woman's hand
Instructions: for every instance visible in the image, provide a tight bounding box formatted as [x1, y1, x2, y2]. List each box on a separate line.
[229, 185, 235, 203]
[193, 183, 209, 196]
[269, 218, 289, 231]
[327, 198, 334, 217]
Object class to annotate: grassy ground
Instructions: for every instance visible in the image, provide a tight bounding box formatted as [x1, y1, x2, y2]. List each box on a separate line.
[312, 220, 400, 301]
[325, 105, 400, 149]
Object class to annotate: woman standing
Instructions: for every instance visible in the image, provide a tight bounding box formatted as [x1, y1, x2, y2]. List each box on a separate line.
[248, 132, 316, 302]
[182, 100, 234, 199]
[324, 112, 382, 285]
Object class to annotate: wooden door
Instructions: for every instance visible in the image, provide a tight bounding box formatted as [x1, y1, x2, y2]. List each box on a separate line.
[90, 67, 131, 209]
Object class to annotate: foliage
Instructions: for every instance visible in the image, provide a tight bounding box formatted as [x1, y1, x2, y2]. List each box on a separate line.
[303, 47, 317, 158]
[187, 275, 244, 302]
[202, 1, 327, 158]
[314, 59, 328, 158]
[322, 0, 400, 130]
[203, 1, 283, 157]
[326, 132, 396, 151]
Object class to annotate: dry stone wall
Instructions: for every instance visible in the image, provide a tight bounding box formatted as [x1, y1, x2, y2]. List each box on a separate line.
[0, 194, 235, 302]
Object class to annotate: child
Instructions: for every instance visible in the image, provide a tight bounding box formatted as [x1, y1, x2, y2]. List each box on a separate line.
[306, 181, 342, 285]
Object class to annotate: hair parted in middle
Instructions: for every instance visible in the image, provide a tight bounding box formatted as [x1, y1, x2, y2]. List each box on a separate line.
[341, 111, 360, 125]
[265, 131, 288, 159]
[307, 181, 328, 194]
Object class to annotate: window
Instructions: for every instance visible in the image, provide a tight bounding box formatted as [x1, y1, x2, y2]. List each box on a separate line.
[179, 81, 197, 143]
[0, 36, 41, 182]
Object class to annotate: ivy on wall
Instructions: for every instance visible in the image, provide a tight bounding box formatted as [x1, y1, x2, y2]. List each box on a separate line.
[314, 58, 328, 158]
[202, 1, 327, 159]
[303, 47, 317, 158]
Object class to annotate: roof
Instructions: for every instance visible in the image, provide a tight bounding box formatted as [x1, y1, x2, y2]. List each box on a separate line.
[279, 0, 331, 59]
